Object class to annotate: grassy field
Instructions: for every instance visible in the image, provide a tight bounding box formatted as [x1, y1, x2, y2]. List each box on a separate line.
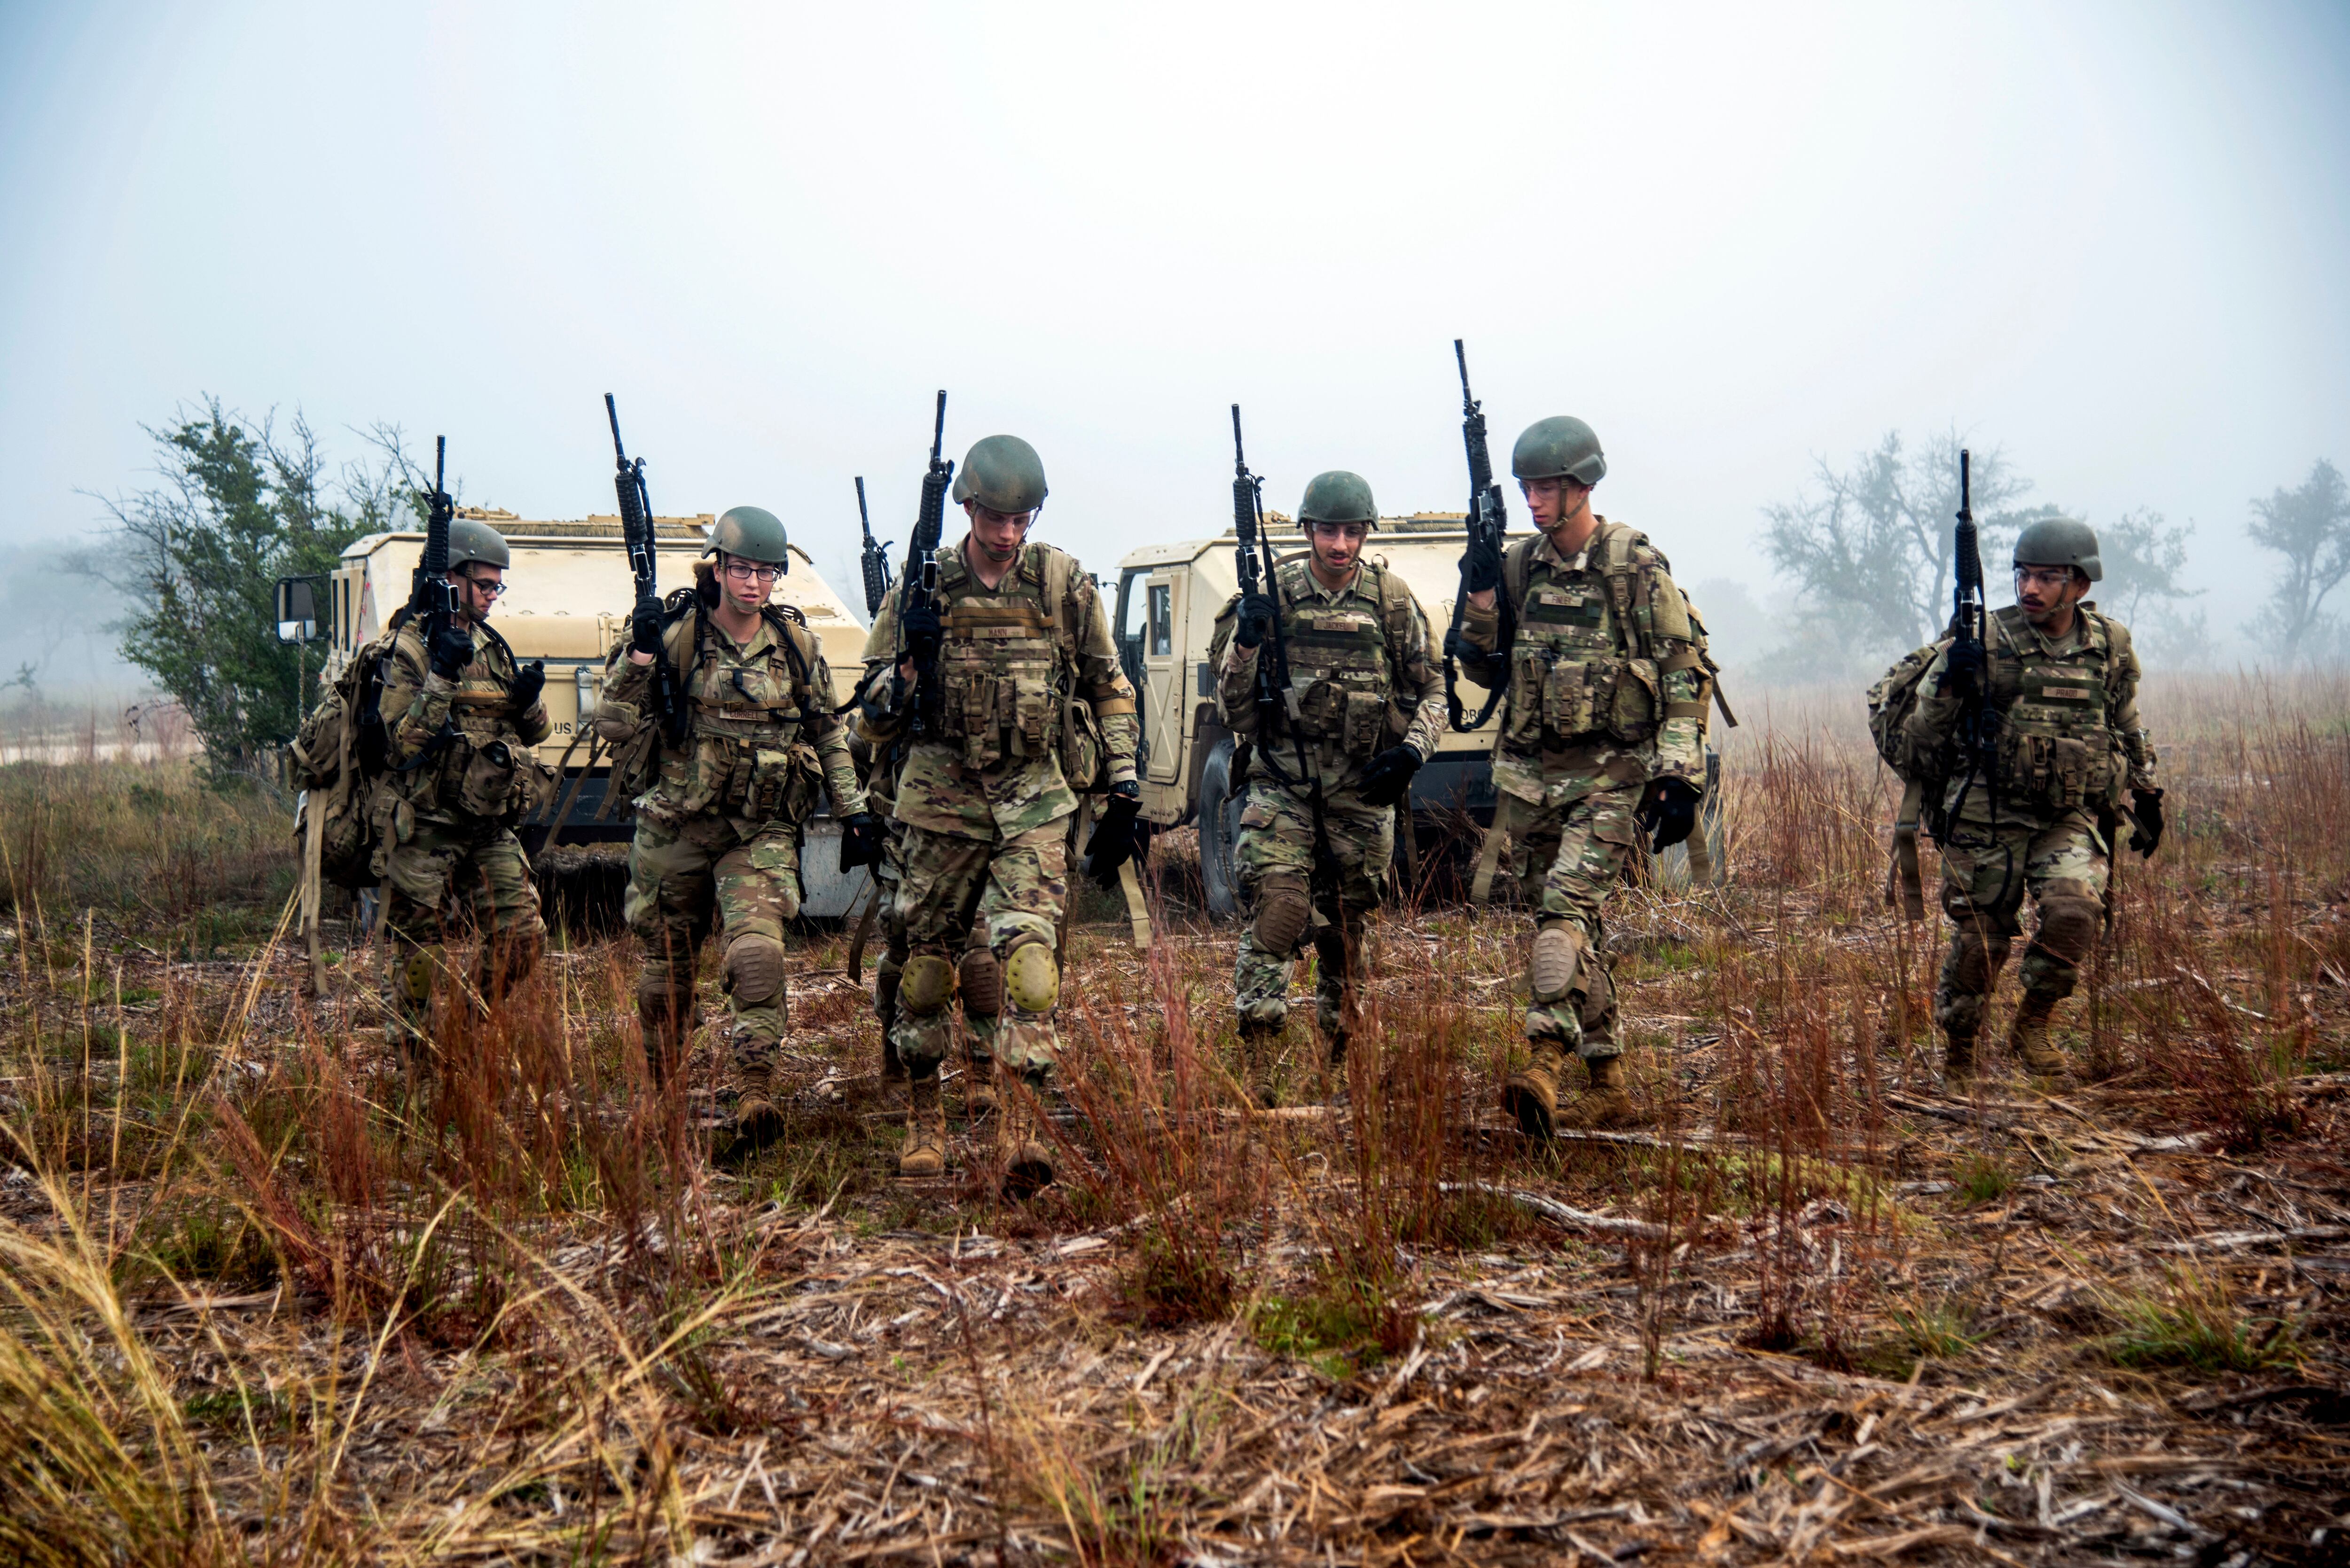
[0, 672, 2345, 1565]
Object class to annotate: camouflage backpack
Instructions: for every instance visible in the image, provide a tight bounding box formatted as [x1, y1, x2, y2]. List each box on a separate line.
[1864, 634, 1957, 919]
[290, 627, 403, 889]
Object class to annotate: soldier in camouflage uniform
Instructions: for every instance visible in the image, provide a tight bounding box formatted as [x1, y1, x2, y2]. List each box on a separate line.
[595, 507, 883, 1153]
[859, 435, 1142, 1193]
[373, 516, 552, 1064]
[1208, 471, 1445, 1106]
[1904, 518, 2162, 1084]
[1455, 418, 1713, 1135]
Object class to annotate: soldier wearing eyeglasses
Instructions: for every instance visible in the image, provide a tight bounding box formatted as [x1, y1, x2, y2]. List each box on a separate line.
[596, 507, 884, 1157]
[1901, 518, 2163, 1084]
[373, 516, 552, 1069]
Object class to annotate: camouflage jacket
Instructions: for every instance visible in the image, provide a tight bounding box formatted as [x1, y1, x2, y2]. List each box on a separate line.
[1457, 517, 1708, 805]
[1208, 555, 1445, 794]
[858, 537, 1138, 841]
[1906, 603, 2158, 823]
[377, 617, 553, 824]
[596, 602, 866, 827]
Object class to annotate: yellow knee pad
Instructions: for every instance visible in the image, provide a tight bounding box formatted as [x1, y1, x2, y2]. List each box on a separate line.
[1529, 924, 1584, 1005]
[395, 946, 439, 1007]
[1004, 939, 1060, 1014]
[900, 953, 958, 1016]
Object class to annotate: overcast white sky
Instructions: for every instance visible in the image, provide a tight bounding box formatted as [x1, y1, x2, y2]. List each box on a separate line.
[3, 0, 2346, 679]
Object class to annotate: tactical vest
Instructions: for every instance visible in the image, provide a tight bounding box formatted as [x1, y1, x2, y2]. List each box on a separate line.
[1984, 604, 2126, 811]
[386, 621, 547, 822]
[1497, 522, 1678, 751]
[932, 544, 1101, 783]
[660, 605, 827, 821]
[1264, 557, 1416, 761]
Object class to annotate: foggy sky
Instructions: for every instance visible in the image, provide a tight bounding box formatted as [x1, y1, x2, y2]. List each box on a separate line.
[2, 0, 2346, 681]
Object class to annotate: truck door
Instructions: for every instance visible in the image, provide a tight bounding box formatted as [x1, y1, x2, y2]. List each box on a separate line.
[1138, 572, 1183, 783]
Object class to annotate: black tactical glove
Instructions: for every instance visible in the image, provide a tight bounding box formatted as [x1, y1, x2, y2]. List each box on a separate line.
[630, 592, 666, 657]
[1358, 744, 1424, 809]
[1461, 530, 1504, 596]
[1941, 637, 1986, 701]
[838, 811, 886, 872]
[901, 601, 945, 669]
[1235, 593, 1277, 650]
[427, 615, 474, 680]
[506, 660, 547, 712]
[1083, 781, 1144, 887]
[2129, 788, 2165, 858]
[1636, 777, 1703, 853]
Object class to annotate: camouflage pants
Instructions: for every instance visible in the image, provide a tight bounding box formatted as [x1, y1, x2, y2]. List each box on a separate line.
[1934, 805, 2110, 1039]
[1233, 778, 1389, 1037]
[625, 804, 803, 1073]
[891, 819, 1069, 1077]
[379, 815, 545, 1047]
[1503, 782, 1640, 1059]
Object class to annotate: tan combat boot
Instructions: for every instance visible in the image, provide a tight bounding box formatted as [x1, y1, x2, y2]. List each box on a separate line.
[1238, 1023, 1281, 1110]
[1502, 1042, 1567, 1141]
[715, 1059, 788, 1167]
[2006, 995, 2069, 1077]
[898, 1073, 947, 1178]
[995, 1067, 1055, 1199]
[962, 1049, 998, 1121]
[1573, 1054, 1641, 1129]
[1942, 1030, 1978, 1092]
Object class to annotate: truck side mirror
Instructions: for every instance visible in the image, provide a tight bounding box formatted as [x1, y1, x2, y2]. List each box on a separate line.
[274, 575, 327, 644]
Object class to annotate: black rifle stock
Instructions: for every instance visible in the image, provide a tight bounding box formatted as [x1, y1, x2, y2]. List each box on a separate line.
[1230, 405, 1340, 913]
[605, 395, 686, 747]
[856, 476, 893, 616]
[1941, 448, 1994, 833]
[1442, 340, 1513, 731]
[897, 391, 952, 735]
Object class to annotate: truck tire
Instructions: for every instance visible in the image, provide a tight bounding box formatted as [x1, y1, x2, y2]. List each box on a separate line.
[1198, 738, 1246, 922]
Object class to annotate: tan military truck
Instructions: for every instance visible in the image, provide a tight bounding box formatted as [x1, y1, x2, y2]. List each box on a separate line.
[316, 506, 874, 917]
[1110, 513, 1721, 917]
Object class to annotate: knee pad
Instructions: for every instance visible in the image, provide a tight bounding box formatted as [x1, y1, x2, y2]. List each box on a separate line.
[1942, 928, 2009, 993]
[2033, 889, 2102, 967]
[1575, 960, 1616, 1031]
[900, 953, 957, 1017]
[1530, 924, 1584, 1005]
[1253, 875, 1311, 959]
[1004, 937, 1060, 1014]
[722, 934, 787, 1007]
[395, 946, 439, 1006]
[958, 947, 1004, 1018]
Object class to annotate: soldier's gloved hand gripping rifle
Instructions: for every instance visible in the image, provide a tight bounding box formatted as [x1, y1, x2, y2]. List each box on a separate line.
[893, 392, 953, 734]
[606, 395, 687, 749]
[1443, 339, 1512, 730]
[1231, 405, 1342, 919]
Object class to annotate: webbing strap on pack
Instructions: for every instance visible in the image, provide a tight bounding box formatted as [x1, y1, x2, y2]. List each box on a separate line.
[1887, 775, 1927, 921]
[1471, 791, 1517, 906]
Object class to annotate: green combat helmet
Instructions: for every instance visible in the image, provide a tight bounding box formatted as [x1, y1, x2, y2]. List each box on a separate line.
[447, 516, 512, 571]
[1511, 416, 1607, 487]
[708, 505, 791, 567]
[1298, 470, 1378, 526]
[952, 435, 1049, 514]
[2013, 515, 2102, 582]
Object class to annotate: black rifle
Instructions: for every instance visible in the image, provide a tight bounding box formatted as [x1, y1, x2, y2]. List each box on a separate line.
[856, 476, 893, 616]
[1939, 448, 1994, 833]
[605, 395, 686, 747]
[409, 435, 459, 630]
[896, 391, 953, 735]
[1442, 339, 1513, 729]
[1230, 404, 1340, 913]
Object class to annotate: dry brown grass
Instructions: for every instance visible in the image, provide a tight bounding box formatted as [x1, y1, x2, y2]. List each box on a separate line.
[0, 670, 2345, 1563]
